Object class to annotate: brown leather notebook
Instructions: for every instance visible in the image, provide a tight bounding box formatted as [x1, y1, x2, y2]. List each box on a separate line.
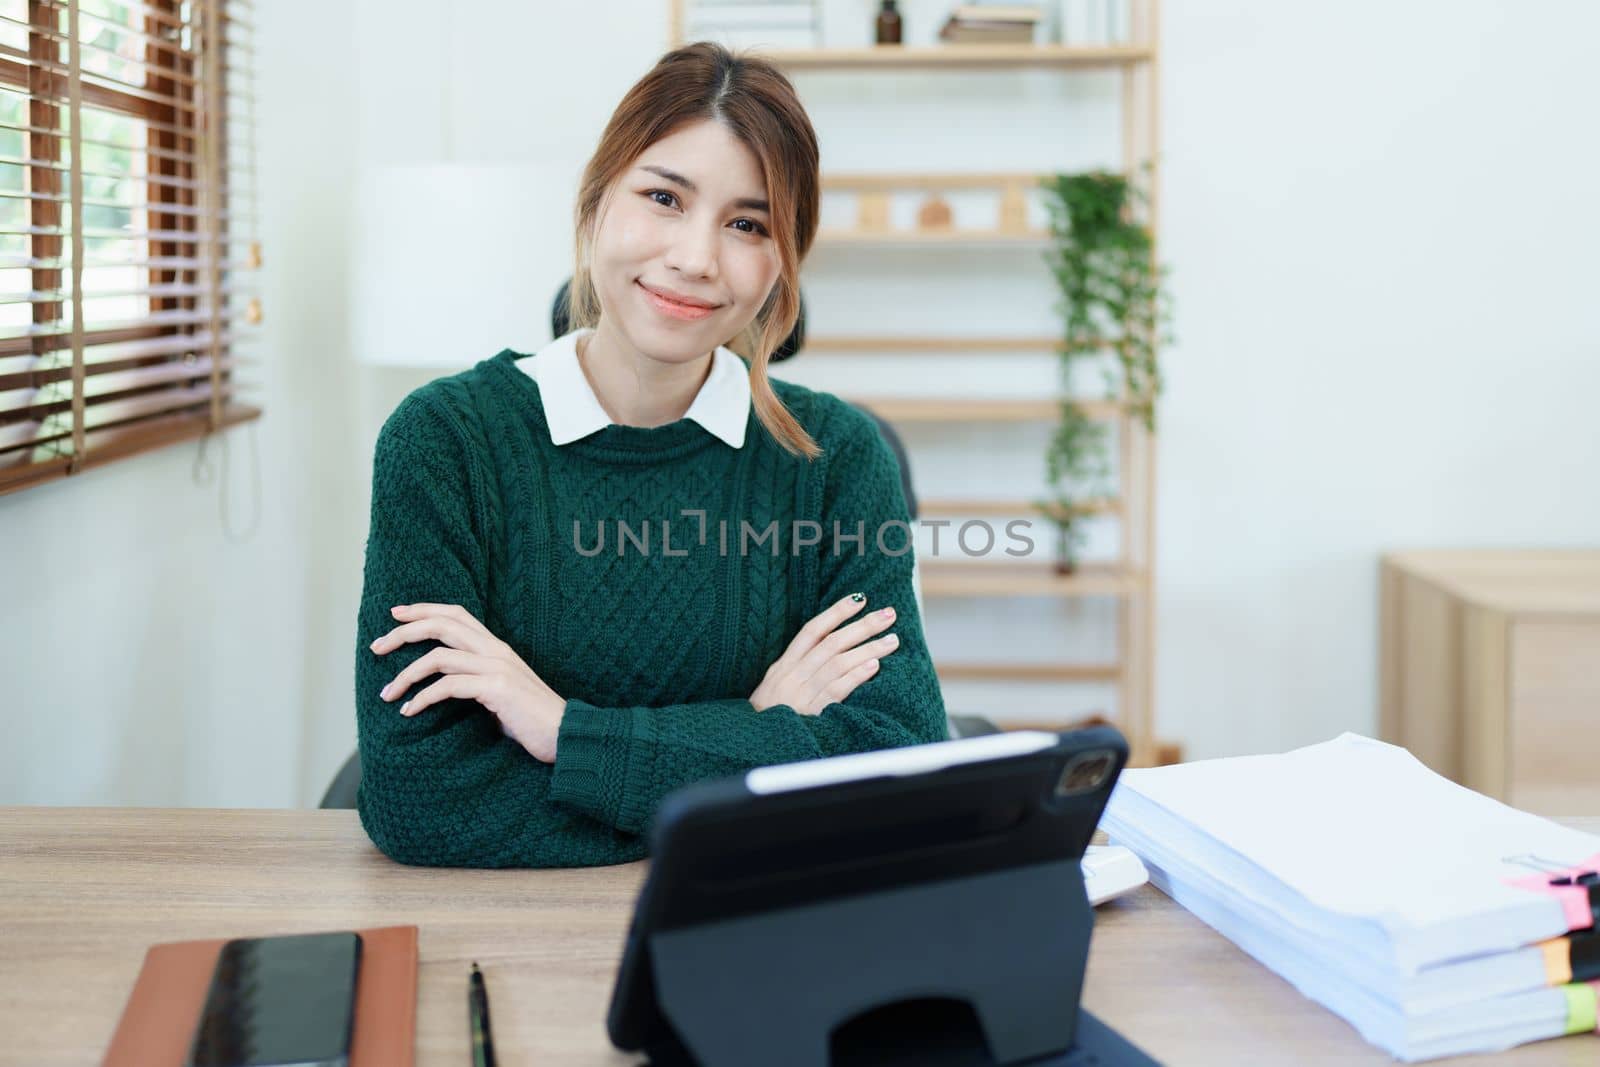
[101, 925, 418, 1067]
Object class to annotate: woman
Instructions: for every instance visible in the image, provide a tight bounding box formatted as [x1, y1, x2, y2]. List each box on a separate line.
[354, 42, 947, 868]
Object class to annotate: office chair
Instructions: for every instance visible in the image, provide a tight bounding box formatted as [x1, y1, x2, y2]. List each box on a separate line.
[321, 284, 995, 809]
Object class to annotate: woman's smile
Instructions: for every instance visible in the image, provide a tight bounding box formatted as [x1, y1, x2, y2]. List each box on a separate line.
[637, 279, 720, 322]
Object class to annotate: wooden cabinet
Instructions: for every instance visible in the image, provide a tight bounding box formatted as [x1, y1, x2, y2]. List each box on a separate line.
[1380, 550, 1600, 814]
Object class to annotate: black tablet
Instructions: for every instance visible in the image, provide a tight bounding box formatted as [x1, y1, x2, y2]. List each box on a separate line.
[606, 725, 1141, 1067]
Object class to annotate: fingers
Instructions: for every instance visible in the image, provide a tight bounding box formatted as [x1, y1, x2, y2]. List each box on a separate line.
[797, 604, 897, 681]
[802, 629, 897, 705]
[369, 604, 497, 658]
[801, 657, 882, 715]
[753, 592, 904, 716]
[771, 592, 871, 674]
[379, 647, 481, 705]
[398, 672, 488, 718]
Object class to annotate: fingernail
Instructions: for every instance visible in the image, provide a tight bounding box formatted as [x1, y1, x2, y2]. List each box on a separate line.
[849, 592, 865, 603]
[880, 607, 895, 618]
[399, 701, 411, 716]
[379, 683, 391, 700]
[885, 633, 899, 645]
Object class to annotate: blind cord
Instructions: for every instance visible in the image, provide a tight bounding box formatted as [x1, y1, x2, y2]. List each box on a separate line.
[191, 416, 262, 543]
[190, 0, 261, 545]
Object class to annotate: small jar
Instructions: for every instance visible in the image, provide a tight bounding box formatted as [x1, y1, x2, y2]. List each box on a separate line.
[875, 0, 903, 45]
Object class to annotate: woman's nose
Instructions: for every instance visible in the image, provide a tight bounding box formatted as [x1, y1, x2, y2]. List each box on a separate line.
[665, 221, 718, 280]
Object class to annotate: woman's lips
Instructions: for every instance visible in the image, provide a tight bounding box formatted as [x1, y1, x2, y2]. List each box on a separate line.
[638, 280, 718, 322]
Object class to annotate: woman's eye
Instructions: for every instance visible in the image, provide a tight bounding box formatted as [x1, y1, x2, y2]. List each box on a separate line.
[646, 190, 766, 236]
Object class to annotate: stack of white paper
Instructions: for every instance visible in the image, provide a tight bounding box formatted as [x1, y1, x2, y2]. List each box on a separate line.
[1101, 733, 1600, 1062]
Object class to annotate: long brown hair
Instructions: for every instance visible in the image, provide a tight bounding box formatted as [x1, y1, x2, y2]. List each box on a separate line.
[568, 42, 822, 460]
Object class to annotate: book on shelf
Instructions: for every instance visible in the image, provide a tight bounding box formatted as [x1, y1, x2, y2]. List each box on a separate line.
[939, 19, 1040, 45]
[951, 3, 1044, 22]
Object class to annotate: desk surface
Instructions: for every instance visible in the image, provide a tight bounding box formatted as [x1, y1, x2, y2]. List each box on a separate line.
[1, 807, 1596, 1067]
[1382, 549, 1600, 614]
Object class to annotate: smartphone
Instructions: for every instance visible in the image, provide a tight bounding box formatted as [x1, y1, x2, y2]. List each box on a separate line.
[187, 931, 362, 1067]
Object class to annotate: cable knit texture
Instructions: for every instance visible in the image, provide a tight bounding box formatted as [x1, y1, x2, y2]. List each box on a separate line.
[354, 347, 947, 868]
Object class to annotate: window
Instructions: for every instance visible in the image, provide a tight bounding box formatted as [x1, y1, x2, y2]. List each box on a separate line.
[0, 0, 258, 496]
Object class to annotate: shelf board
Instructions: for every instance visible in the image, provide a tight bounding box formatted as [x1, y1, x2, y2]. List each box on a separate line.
[846, 396, 1121, 422]
[920, 560, 1142, 598]
[937, 662, 1121, 683]
[804, 335, 1067, 353]
[821, 171, 1049, 191]
[800, 337, 1088, 355]
[765, 44, 1153, 71]
[814, 229, 1049, 247]
[920, 496, 1121, 517]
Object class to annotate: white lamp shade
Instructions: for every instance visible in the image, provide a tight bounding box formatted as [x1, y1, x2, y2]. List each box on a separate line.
[351, 163, 581, 368]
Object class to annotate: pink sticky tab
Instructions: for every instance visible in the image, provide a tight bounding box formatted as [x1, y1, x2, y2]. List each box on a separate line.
[1506, 853, 1600, 933]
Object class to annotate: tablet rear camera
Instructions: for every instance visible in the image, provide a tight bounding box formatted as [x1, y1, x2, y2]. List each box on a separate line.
[1054, 751, 1114, 797]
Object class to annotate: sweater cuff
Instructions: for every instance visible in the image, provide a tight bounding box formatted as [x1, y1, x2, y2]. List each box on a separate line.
[549, 699, 655, 834]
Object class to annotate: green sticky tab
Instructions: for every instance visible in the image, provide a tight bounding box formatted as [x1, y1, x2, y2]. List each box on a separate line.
[1562, 983, 1598, 1035]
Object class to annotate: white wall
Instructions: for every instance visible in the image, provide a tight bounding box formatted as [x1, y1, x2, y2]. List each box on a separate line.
[0, 0, 362, 806]
[1152, 2, 1600, 755]
[4, 0, 1596, 807]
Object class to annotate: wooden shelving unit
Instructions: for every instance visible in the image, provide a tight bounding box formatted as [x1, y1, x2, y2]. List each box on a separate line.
[815, 171, 1052, 245]
[937, 662, 1121, 683]
[918, 560, 1144, 599]
[813, 230, 1050, 246]
[803, 335, 1065, 352]
[669, 3, 1166, 761]
[751, 44, 1151, 71]
[919, 496, 1122, 518]
[843, 396, 1121, 423]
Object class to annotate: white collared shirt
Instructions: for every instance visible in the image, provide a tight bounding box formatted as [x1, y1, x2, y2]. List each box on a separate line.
[515, 327, 751, 449]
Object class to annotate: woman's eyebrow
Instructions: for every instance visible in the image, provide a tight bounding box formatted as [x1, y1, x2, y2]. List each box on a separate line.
[637, 164, 770, 213]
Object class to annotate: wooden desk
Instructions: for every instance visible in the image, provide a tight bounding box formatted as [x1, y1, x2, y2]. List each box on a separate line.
[1, 807, 1595, 1067]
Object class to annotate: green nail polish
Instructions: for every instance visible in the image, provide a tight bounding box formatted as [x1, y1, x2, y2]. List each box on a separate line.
[849, 592, 865, 603]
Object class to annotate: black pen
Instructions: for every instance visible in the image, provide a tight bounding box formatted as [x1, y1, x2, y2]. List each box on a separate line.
[469, 961, 497, 1067]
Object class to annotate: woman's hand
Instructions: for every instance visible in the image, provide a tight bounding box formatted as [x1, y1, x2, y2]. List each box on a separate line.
[372, 603, 566, 763]
[749, 592, 900, 716]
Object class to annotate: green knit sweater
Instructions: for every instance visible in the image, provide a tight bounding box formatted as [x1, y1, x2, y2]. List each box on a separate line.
[354, 347, 947, 868]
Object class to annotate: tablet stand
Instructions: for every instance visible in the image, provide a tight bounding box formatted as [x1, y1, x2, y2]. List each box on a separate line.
[646, 858, 1091, 1067]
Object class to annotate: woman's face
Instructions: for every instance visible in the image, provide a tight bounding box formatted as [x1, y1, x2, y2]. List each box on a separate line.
[589, 119, 781, 364]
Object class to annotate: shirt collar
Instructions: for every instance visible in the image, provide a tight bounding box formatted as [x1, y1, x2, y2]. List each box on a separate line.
[516, 327, 751, 449]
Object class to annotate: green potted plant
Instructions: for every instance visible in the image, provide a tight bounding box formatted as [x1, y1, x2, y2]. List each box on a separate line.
[1033, 402, 1110, 575]
[1035, 168, 1172, 574]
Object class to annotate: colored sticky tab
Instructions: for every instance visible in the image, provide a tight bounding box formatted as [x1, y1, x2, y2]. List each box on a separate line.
[1562, 983, 1598, 1035]
[1506, 853, 1600, 933]
[1540, 938, 1574, 985]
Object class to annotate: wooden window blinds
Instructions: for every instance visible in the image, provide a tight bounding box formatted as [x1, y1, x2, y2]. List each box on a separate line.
[0, 0, 259, 497]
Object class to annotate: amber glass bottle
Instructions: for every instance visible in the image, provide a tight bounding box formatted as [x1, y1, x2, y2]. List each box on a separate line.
[875, 0, 903, 44]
